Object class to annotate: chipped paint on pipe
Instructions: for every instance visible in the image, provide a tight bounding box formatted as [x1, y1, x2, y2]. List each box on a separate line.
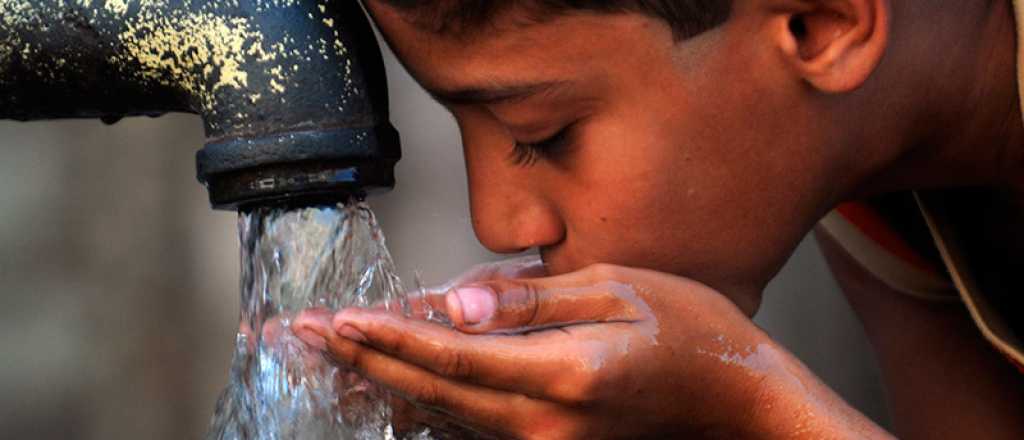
[0, 0, 400, 210]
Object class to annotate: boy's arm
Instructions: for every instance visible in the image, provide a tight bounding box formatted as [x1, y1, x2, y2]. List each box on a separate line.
[816, 229, 1024, 439]
[297, 261, 894, 439]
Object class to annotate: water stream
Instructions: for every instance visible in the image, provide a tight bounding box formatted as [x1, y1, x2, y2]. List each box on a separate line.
[205, 201, 435, 440]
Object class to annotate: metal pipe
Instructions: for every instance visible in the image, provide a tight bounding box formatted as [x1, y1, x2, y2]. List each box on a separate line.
[0, 0, 400, 210]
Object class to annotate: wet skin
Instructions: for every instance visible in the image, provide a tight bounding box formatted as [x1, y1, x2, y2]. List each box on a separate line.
[297, 259, 889, 438]
[292, 0, 1024, 438]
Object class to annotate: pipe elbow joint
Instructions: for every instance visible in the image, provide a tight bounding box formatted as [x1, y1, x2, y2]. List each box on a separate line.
[0, 0, 400, 210]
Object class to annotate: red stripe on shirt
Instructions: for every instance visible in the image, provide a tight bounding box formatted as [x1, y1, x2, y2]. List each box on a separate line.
[836, 202, 945, 275]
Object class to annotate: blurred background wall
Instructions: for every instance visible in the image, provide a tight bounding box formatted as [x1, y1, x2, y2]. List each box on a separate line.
[0, 32, 889, 439]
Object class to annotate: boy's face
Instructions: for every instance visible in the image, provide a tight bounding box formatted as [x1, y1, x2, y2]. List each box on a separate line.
[368, 3, 844, 313]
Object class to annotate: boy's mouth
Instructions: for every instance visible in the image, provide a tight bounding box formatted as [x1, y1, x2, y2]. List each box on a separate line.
[538, 246, 568, 277]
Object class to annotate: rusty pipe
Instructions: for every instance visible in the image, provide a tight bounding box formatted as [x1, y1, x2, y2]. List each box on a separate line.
[0, 0, 400, 210]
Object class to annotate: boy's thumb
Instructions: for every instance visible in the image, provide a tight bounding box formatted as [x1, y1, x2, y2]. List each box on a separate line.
[445, 277, 639, 334]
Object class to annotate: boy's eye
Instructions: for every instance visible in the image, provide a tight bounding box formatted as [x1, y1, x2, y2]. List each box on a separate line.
[510, 123, 575, 167]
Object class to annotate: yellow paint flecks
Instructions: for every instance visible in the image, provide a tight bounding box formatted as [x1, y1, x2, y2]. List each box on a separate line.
[0, 0, 34, 71]
[269, 79, 285, 94]
[104, 0, 129, 15]
[270, 65, 284, 77]
[114, 12, 281, 111]
[0, 43, 12, 59]
[1, 0, 359, 123]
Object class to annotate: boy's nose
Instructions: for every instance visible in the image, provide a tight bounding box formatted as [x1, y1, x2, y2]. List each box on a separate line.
[457, 116, 566, 254]
[469, 184, 566, 255]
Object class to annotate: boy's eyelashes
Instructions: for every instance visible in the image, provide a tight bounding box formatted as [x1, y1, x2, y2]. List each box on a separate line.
[509, 123, 575, 167]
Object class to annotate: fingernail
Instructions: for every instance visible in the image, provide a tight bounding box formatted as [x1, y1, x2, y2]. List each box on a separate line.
[294, 328, 326, 350]
[453, 286, 496, 325]
[292, 310, 332, 350]
[338, 325, 367, 343]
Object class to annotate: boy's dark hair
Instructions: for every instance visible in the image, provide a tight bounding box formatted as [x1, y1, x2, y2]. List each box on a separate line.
[378, 0, 732, 40]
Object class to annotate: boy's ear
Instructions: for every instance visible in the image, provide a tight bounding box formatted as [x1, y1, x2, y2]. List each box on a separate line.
[773, 0, 889, 93]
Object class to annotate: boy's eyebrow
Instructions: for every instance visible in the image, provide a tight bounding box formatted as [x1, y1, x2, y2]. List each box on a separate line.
[427, 80, 570, 105]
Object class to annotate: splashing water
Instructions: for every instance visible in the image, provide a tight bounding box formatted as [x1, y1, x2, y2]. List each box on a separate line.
[205, 202, 435, 440]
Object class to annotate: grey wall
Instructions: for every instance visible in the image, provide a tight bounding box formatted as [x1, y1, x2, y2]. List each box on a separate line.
[0, 39, 888, 439]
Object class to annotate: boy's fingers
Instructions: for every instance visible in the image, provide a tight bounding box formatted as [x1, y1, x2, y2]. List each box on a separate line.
[327, 308, 592, 399]
[293, 308, 335, 350]
[318, 328, 536, 438]
[294, 310, 527, 437]
[371, 293, 449, 320]
[445, 277, 645, 334]
[370, 256, 547, 321]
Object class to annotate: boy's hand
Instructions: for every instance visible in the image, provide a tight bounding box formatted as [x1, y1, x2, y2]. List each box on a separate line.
[294, 261, 890, 439]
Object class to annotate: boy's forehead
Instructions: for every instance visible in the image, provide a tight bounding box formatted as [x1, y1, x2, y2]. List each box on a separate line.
[370, 1, 551, 59]
[368, 0, 563, 39]
[368, 2, 675, 91]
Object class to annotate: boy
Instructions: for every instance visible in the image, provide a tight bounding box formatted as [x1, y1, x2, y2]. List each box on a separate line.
[295, 1, 1024, 438]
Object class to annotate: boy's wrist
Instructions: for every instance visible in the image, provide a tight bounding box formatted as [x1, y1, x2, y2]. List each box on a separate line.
[741, 376, 824, 439]
[723, 339, 878, 439]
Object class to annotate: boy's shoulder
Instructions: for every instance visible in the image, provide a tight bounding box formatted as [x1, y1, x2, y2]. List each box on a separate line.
[819, 192, 955, 301]
[820, 190, 1024, 373]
